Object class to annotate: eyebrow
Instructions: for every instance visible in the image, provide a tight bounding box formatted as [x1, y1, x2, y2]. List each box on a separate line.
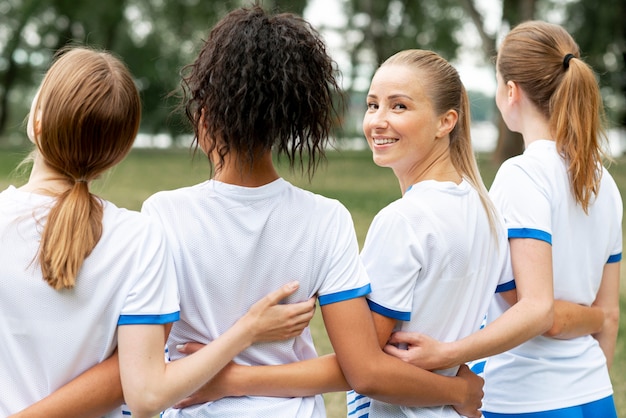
[367, 93, 414, 101]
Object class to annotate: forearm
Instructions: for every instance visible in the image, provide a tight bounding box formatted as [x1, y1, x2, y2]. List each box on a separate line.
[349, 354, 471, 407]
[545, 300, 604, 339]
[227, 354, 349, 397]
[10, 353, 123, 418]
[593, 304, 619, 369]
[447, 295, 552, 366]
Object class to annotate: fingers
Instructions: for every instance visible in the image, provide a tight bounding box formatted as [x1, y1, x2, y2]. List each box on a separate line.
[173, 396, 195, 409]
[383, 343, 406, 359]
[176, 342, 206, 355]
[387, 331, 417, 345]
[261, 281, 300, 306]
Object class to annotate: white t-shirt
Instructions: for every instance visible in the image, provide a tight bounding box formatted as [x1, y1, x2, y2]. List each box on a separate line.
[0, 186, 180, 417]
[142, 178, 370, 418]
[484, 139, 622, 413]
[347, 179, 513, 418]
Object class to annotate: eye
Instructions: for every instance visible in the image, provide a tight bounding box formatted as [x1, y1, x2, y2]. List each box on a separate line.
[392, 103, 407, 110]
[367, 102, 378, 110]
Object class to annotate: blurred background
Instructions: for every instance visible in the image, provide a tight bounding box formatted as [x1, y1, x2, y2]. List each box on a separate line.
[1, 1, 625, 415]
[0, 0, 624, 163]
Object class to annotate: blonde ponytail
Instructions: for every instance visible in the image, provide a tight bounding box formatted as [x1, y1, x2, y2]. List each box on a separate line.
[32, 47, 141, 289]
[40, 184, 103, 289]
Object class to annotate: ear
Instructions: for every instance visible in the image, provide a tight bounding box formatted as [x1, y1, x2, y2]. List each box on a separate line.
[26, 107, 42, 144]
[435, 109, 458, 139]
[506, 80, 520, 105]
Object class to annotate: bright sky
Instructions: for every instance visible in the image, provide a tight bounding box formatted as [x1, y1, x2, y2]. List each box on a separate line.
[303, 0, 502, 95]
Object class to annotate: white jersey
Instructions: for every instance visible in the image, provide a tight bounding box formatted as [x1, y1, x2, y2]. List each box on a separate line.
[142, 178, 370, 418]
[0, 186, 179, 417]
[484, 139, 622, 413]
[347, 179, 513, 418]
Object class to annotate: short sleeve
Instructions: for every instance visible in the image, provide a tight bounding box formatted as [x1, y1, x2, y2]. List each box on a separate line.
[360, 208, 421, 321]
[490, 160, 552, 244]
[118, 219, 180, 325]
[605, 172, 623, 263]
[316, 204, 371, 306]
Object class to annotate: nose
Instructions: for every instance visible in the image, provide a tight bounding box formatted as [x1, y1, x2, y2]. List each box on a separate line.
[365, 108, 388, 131]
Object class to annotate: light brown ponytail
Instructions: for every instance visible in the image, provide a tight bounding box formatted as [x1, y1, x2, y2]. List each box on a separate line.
[33, 47, 141, 289]
[497, 21, 607, 213]
[551, 54, 606, 212]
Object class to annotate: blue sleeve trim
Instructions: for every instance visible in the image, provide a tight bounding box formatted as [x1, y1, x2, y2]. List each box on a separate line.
[508, 228, 552, 244]
[607, 253, 622, 263]
[318, 283, 371, 306]
[495, 280, 516, 293]
[118, 311, 180, 326]
[367, 299, 411, 321]
[470, 360, 486, 374]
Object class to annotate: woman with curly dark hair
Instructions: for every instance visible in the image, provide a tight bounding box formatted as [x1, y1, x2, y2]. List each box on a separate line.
[13, 5, 483, 418]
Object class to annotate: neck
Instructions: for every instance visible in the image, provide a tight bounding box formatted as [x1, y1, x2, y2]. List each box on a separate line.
[212, 151, 280, 187]
[397, 145, 461, 194]
[19, 152, 74, 195]
[518, 99, 553, 148]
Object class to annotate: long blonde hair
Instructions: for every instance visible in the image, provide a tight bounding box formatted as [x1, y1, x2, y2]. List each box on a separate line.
[32, 47, 141, 289]
[497, 20, 607, 213]
[381, 49, 499, 234]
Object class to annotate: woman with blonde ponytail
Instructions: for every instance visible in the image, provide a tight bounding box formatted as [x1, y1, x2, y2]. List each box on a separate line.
[0, 46, 315, 418]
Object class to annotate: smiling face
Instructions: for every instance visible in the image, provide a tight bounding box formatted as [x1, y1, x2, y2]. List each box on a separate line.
[362, 64, 446, 180]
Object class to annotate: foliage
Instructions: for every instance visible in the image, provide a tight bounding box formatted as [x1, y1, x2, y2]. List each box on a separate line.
[0, 0, 309, 142]
[565, 0, 625, 127]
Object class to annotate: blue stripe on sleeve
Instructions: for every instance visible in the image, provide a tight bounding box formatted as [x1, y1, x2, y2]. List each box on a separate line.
[508, 228, 552, 244]
[367, 299, 411, 321]
[607, 253, 622, 263]
[117, 311, 180, 326]
[495, 280, 516, 293]
[470, 360, 486, 374]
[318, 283, 371, 306]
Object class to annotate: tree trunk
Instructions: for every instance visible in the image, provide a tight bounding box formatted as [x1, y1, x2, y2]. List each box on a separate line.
[490, 0, 536, 164]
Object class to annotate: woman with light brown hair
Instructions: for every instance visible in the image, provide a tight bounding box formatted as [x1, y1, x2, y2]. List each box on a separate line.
[0, 46, 314, 418]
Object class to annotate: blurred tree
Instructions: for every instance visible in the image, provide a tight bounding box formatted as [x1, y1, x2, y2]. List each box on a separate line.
[343, 0, 464, 91]
[566, 0, 625, 128]
[0, 0, 308, 143]
[458, 0, 535, 163]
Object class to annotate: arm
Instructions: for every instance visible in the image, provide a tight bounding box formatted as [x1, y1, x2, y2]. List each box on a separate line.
[13, 282, 312, 418]
[386, 237, 554, 370]
[501, 288, 604, 339]
[175, 297, 483, 417]
[12, 320, 176, 418]
[118, 281, 313, 418]
[591, 261, 620, 368]
[9, 351, 124, 418]
[544, 299, 604, 339]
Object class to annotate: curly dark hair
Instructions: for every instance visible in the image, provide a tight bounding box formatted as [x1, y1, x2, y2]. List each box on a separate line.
[181, 5, 341, 177]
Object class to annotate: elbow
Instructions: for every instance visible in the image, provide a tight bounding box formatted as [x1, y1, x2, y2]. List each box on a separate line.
[343, 362, 388, 398]
[602, 305, 620, 331]
[124, 392, 166, 418]
[536, 299, 554, 335]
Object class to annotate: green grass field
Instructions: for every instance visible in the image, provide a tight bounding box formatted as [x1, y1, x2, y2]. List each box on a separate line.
[1, 146, 624, 417]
